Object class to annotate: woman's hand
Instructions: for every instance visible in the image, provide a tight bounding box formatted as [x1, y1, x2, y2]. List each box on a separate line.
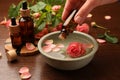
[62, 0, 118, 24]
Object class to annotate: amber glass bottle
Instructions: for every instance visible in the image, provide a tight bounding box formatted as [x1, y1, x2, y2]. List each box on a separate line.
[19, 1, 34, 44]
[9, 17, 22, 49]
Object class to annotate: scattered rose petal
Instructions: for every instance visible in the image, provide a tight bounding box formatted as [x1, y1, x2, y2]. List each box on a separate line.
[48, 44, 56, 49]
[19, 67, 29, 74]
[52, 47, 61, 52]
[87, 13, 92, 18]
[91, 22, 96, 26]
[44, 39, 53, 45]
[0, 52, 2, 58]
[96, 39, 106, 43]
[42, 46, 52, 53]
[26, 43, 36, 51]
[20, 72, 32, 80]
[0, 20, 7, 25]
[104, 15, 111, 20]
[56, 43, 65, 48]
[0, 18, 11, 28]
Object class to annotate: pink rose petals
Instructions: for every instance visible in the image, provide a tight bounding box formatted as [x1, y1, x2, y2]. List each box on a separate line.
[0, 18, 11, 28]
[0, 52, 2, 58]
[42, 46, 52, 53]
[96, 38, 106, 44]
[19, 67, 32, 80]
[66, 42, 85, 58]
[52, 47, 61, 52]
[48, 44, 56, 49]
[42, 39, 64, 53]
[26, 43, 36, 51]
[19, 67, 29, 74]
[44, 39, 53, 45]
[20, 72, 32, 80]
[104, 15, 111, 20]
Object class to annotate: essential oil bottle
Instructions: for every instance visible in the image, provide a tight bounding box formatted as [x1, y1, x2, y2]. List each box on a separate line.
[19, 1, 34, 44]
[9, 17, 22, 49]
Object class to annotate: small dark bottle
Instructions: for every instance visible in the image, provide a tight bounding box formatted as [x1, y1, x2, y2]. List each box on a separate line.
[19, 1, 34, 44]
[9, 17, 22, 49]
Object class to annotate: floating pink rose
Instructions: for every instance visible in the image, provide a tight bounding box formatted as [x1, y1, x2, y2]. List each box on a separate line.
[52, 5, 61, 12]
[66, 42, 85, 58]
[76, 23, 89, 33]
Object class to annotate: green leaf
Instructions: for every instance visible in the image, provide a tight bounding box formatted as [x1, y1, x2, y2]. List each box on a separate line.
[36, 12, 47, 27]
[42, 0, 65, 5]
[38, 21, 46, 31]
[46, 13, 52, 22]
[104, 32, 119, 44]
[52, 17, 60, 27]
[8, 1, 23, 18]
[45, 4, 52, 12]
[30, 1, 46, 12]
[97, 34, 105, 39]
[8, 4, 18, 18]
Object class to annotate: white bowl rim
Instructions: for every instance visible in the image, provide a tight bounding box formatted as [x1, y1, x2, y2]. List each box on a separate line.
[38, 31, 98, 61]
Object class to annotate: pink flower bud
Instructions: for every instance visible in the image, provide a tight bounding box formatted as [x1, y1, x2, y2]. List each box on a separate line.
[32, 13, 41, 19]
[52, 5, 61, 12]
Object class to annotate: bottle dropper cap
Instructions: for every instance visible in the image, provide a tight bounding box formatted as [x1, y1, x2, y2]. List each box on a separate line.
[11, 17, 17, 25]
[22, 1, 27, 10]
[9, 17, 20, 33]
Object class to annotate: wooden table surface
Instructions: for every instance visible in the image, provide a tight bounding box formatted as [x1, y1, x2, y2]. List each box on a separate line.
[0, 0, 120, 80]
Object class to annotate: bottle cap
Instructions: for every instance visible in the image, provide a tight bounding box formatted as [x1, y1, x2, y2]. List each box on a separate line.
[20, 1, 30, 17]
[6, 50, 17, 62]
[22, 1, 27, 10]
[9, 17, 20, 34]
[11, 17, 17, 25]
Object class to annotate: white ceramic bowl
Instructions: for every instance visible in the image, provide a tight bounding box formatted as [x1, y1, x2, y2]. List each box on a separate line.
[38, 31, 98, 70]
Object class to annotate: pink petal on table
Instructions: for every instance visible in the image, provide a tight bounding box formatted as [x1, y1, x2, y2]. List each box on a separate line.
[96, 39, 106, 44]
[87, 13, 93, 18]
[104, 15, 111, 20]
[56, 43, 65, 48]
[42, 46, 52, 53]
[26, 43, 36, 51]
[44, 39, 53, 45]
[52, 47, 61, 52]
[19, 67, 29, 74]
[0, 52, 2, 57]
[20, 72, 32, 80]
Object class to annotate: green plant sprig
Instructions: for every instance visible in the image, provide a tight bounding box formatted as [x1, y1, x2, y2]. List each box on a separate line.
[8, 0, 65, 33]
[91, 22, 119, 44]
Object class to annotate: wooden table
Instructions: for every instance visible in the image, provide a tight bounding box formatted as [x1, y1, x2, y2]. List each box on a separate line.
[0, 0, 120, 80]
